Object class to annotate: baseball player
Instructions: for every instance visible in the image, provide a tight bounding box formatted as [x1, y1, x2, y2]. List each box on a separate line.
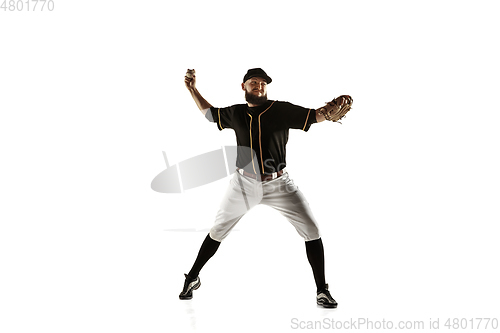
[179, 68, 352, 308]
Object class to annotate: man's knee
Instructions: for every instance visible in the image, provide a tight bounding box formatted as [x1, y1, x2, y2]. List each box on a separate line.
[299, 222, 321, 241]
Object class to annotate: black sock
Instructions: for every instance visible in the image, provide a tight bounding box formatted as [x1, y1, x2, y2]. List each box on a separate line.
[305, 238, 326, 293]
[187, 233, 221, 279]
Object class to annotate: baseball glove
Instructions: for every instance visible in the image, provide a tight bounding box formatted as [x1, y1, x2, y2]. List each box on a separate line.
[317, 95, 353, 123]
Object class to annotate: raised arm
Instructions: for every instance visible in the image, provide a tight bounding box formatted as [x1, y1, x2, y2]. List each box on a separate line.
[184, 69, 213, 115]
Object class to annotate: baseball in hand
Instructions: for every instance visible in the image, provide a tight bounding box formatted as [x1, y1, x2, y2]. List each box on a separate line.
[186, 69, 195, 78]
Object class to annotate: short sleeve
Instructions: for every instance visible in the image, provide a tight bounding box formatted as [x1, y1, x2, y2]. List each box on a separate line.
[285, 102, 317, 132]
[205, 106, 234, 130]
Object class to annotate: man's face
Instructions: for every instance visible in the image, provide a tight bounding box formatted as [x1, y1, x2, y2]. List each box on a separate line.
[242, 77, 268, 105]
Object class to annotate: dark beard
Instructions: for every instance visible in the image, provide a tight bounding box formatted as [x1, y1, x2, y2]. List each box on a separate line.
[245, 90, 268, 106]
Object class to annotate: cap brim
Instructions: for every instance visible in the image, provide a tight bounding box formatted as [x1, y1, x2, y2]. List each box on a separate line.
[245, 75, 272, 84]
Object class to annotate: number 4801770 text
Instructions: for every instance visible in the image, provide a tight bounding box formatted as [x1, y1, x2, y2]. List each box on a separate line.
[1, 0, 55, 11]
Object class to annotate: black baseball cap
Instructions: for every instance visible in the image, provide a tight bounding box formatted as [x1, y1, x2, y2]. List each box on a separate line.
[243, 68, 272, 84]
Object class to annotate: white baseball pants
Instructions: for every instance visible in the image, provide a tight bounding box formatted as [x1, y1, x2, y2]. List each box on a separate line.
[209, 171, 321, 242]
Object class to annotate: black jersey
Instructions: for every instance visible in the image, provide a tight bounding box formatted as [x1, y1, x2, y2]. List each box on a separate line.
[205, 100, 317, 174]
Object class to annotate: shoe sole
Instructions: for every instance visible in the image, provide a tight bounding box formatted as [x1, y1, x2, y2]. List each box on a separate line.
[317, 301, 337, 308]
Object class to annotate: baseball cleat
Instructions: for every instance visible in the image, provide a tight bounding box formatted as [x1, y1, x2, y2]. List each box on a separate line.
[179, 274, 201, 300]
[316, 284, 338, 308]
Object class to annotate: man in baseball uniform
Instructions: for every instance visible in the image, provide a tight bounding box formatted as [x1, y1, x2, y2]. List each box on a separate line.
[179, 68, 351, 308]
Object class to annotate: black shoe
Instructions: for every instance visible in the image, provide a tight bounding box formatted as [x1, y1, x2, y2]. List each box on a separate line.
[179, 274, 201, 300]
[316, 284, 338, 308]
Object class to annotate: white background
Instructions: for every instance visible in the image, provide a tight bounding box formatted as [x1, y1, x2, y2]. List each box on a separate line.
[1, 0, 499, 332]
